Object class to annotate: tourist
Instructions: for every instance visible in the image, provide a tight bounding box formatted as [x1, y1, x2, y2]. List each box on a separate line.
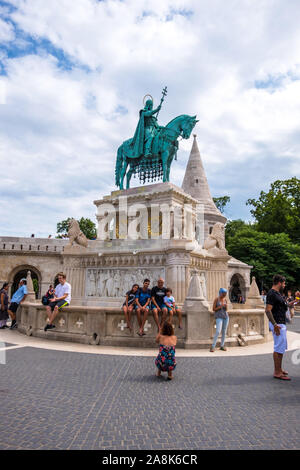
[0, 283, 9, 329]
[265, 274, 292, 381]
[46, 285, 55, 300]
[163, 288, 183, 329]
[151, 278, 168, 332]
[135, 279, 151, 336]
[7, 278, 28, 329]
[42, 284, 55, 306]
[122, 283, 139, 332]
[261, 290, 267, 305]
[210, 288, 229, 352]
[286, 290, 295, 321]
[155, 321, 177, 380]
[44, 273, 71, 331]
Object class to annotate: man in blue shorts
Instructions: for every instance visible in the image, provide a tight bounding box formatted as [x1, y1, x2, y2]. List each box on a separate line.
[8, 278, 28, 329]
[44, 272, 71, 331]
[265, 274, 295, 381]
[151, 278, 168, 332]
[135, 279, 151, 336]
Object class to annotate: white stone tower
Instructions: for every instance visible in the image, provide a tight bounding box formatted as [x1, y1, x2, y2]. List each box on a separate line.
[182, 134, 226, 241]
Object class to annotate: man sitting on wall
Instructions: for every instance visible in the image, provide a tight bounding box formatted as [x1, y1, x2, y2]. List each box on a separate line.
[151, 278, 168, 332]
[8, 278, 28, 330]
[44, 273, 71, 331]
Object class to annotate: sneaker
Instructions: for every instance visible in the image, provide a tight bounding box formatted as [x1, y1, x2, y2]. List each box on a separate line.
[48, 324, 55, 330]
[220, 346, 227, 351]
[10, 320, 17, 330]
[210, 347, 215, 352]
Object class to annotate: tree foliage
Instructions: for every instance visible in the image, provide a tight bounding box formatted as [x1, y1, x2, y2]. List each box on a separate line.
[246, 177, 300, 243]
[213, 196, 230, 214]
[56, 217, 97, 240]
[226, 223, 300, 289]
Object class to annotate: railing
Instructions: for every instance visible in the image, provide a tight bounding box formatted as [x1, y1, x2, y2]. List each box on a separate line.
[0, 237, 66, 253]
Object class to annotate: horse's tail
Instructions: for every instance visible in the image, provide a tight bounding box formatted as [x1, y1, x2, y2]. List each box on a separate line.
[115, 145, 123, 187]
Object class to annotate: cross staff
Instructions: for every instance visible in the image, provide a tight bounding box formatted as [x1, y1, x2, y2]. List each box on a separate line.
[156, 86, 167, 117]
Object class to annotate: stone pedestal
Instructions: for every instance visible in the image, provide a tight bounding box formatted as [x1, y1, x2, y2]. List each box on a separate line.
[184, 271, 211, 348]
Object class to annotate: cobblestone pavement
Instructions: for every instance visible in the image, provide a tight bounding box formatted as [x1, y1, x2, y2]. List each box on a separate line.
[0, 318, 299, 450]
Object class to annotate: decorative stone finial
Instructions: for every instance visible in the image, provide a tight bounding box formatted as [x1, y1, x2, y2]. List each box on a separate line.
[26, 270, 36, 302]
[244, 276, 264, 308]
[186, 270, 204, 300]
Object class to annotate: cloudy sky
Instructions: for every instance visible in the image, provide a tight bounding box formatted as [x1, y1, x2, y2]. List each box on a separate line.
[0, 0, 299, 237]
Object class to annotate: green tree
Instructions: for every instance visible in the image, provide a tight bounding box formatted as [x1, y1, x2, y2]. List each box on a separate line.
[246, 177, 300, 243]
[213, 196, 230, 214]
[56, 217, 97, 240]
[32, 278, 39, 299]
[225, 219, 248, 245]
[226, 226, 300, 290]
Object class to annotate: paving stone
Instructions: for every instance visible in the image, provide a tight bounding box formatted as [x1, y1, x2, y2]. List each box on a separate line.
[0, 319, 299, 449]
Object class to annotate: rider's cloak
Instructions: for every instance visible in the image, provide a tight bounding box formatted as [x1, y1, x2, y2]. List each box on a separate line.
[130, 109, 145, 158]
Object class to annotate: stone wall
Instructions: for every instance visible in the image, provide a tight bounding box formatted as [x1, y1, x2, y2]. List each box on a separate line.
[17, 301, 269, 349]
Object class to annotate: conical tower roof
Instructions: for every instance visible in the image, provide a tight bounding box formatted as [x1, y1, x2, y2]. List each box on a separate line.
[182, 134, 223, 216]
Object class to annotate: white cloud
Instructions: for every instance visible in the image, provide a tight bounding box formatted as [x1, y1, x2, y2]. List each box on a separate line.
[0, 0, 299, 236]
[0, 17, 15, 42]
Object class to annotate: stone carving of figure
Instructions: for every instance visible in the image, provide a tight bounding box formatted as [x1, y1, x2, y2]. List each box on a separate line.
[106, 271, 115, 297]
[87, 270, 97, 296]
[97, 270, 106, 297]
[199, 272, 207, 300]
[113, 271, 121, 297]
[203, 223, 226, 251]
[67, 218, 88, 248]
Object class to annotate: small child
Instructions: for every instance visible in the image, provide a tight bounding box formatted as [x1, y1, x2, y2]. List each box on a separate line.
[122, 284, 139, 332]
[163, 288, 183, 329]
[155, 321, 177, 380]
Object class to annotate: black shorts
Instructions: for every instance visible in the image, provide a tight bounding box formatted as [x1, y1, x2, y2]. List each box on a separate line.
[48, 300, 69, 311]
[122, 302, 136, 309]
[9, 302, 19, 314]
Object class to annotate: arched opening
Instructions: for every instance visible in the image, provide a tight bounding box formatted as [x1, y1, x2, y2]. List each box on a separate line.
[229, 273, 246, 303]
[10, 266, 41, 299]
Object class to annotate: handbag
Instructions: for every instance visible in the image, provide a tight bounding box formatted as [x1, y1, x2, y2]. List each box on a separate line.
[41, 295, 49, 306]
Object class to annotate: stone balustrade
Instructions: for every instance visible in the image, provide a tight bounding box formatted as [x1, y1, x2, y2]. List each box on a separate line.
[17, 302, 270, 349]
[0, 237, 66, 254]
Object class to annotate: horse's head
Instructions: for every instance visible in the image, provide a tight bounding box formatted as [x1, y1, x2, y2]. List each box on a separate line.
[180, 115, 199, 139]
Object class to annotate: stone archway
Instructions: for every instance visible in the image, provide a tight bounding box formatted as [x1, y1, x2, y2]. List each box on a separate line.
[229, 273, 246, 303]
[9, 265, 42, 299]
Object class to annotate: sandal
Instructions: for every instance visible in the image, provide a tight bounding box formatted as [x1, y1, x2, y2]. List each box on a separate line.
[273, 375, 291, 381]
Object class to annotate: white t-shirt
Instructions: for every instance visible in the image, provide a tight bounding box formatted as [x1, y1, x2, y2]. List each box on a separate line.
[55, 282, 71, 304]
[164, 295, 175, 307]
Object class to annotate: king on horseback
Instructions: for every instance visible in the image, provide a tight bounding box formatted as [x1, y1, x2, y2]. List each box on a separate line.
[131, 93, 164, 158]
[115, 87, 198, 190]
